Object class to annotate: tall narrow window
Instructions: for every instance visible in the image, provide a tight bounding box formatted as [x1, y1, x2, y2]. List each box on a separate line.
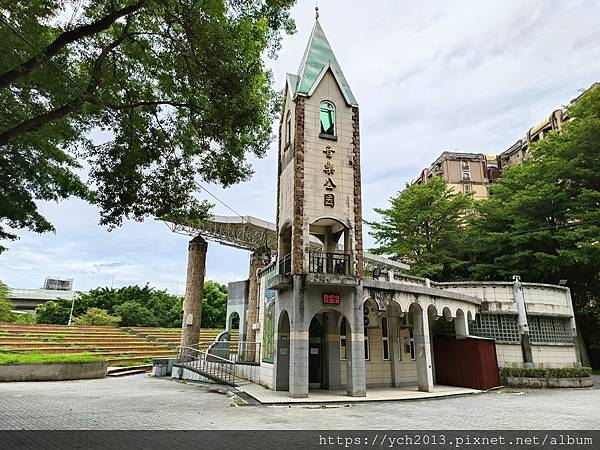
[285, 111, 291, 147]
[381, 316, 390, 361]
[409, 328, 415, 360]
[320, 101, 336, 136]
[340, 317, 347, 360]
[364, 323, 370, 360]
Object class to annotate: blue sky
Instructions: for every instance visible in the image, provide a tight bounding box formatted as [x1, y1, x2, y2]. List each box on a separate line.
[2, 0, 600, 292]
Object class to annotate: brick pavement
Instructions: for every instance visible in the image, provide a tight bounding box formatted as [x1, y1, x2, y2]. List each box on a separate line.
[0, 375, 598, 430]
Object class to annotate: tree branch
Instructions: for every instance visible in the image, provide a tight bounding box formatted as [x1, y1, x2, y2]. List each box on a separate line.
[0, 32, 129, 147]
[105, 100, 203, 112]
[0, 0, 145, 89]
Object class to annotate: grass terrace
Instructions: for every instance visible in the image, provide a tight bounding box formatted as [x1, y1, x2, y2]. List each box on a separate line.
[0, 352, 104, 365]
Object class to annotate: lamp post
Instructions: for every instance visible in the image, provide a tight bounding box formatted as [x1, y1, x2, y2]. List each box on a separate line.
[67, 295, 75, 326]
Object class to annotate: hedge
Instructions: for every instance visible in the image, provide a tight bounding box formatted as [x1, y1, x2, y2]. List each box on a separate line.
[500, 367, 592, 379]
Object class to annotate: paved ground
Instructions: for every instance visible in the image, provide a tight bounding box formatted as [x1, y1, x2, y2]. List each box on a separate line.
[1, 374, 599, 430]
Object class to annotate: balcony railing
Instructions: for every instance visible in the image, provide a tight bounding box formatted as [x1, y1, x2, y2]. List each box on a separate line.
[309, 251, 351, 275]
[278, 253, 292, 275]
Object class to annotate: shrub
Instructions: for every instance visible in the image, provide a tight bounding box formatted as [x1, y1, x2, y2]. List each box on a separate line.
[12, 313, 36, 324]
[73, 308, 121, 326]
[500, 367, 592, 379]
[115, 301, 158, 327]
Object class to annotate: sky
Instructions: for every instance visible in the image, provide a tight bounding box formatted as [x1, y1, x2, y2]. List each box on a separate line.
[2, 0, 600, 292]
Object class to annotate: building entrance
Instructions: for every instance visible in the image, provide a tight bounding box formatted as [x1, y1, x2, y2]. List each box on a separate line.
[309, 316, 323, 388]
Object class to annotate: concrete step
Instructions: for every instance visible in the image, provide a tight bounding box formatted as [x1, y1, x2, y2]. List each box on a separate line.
[107, 364, 152, 375]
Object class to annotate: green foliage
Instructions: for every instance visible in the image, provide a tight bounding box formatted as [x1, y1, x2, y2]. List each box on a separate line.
[0, 352, 104, 365]
[201, 280, 228, 328]
[12, 313, 36, 324]
[0, 0, 296, 252]
[369, 85, 600, 368]
[0, 281, 14, 322]
[367, 176, 474, 279]
[35, 299, 71, 325]
[33, 283, 226, 328]
[73, 308, 121, 326]
[500, 367, 592, 378]
[114, 301, 158, 327]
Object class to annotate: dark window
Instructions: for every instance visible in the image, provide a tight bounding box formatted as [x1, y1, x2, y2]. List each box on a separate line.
[285, 112, 291, 147]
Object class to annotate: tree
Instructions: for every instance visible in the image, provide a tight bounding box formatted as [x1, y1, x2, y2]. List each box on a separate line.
[32, 283, 225, 328]
[0, 0, 295, 252]
[201, 280, 228, 328]
[465, 84, 600, 366]
[367, 176, 474, 279]
[73, 308, 121, 326]
[115, 300, 158, 327]
[35, 299, 72, 324]
[0, 280, 15, 322]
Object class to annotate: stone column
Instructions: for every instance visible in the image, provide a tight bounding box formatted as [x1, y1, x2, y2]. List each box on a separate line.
[414, 306, 434, 392]
[289, 275, 308, 398]
[245, 247, 270, 347]
[180, 236, 208, 351]
[346, 284, 366, 397]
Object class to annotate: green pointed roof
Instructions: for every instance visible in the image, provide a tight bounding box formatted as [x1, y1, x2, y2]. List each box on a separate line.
[288, 20, 357, 106]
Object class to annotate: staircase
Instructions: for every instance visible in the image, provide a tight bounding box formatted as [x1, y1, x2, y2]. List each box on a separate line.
[176, 348, 237, 386]
[174, 342, 261, 386]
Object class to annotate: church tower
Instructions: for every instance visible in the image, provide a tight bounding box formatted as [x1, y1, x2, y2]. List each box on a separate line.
[270, 12, 366, 398]
[276, 15, 363, 278]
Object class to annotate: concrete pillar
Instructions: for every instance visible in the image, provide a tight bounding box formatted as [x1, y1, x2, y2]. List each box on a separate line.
[414, 306, 434, 392]
[346, 284, 366, 397]
[180, 236, 208, 351]
[513, 275, 533, 367]
[289, 275, 308, 398]
[324, 312, 342, 389]
[245, 248, 270, 346]
[454, 313, 469, 338]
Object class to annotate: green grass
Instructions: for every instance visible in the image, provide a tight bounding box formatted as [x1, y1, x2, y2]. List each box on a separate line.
[0, 352, 105, 365]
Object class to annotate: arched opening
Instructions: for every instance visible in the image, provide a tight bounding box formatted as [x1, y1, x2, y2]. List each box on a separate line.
[228, 312, 240, 333]
[275, 310, 290, 391]
[278, 222, 292, 275]
[309, 218, 351, 275]
[307, 309, 351, 391]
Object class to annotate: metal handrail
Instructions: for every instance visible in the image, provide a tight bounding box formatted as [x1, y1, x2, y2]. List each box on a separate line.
[207, 341, 261, 364]
[309, 251, 351, 275]
[176, 346, 236, 386]
[278, 253, 292, 275]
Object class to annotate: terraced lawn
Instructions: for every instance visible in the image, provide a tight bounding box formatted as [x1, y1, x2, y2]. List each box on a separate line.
[0, 323, 234, 366]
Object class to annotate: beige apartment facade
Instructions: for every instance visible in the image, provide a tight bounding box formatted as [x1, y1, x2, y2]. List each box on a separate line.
[414, 83, 598, 196]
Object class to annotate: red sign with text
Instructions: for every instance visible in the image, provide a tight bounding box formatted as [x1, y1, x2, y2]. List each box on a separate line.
[323, 293, 341, 305]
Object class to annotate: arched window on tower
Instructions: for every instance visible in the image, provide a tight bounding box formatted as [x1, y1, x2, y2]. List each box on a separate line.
[320, 100, 336, 137]
[285, 111, 292, 147]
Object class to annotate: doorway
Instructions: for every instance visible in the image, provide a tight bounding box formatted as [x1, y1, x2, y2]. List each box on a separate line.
[309, 316, 323, 388]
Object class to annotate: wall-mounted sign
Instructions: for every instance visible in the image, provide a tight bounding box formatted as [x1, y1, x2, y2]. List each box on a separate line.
[323, 293, 341, 305]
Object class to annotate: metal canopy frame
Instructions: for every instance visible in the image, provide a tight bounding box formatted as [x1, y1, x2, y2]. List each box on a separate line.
[165, 215, 410, 273]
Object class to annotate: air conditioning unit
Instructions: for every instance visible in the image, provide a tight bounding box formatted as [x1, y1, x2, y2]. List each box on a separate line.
[251, 323, 261, 330]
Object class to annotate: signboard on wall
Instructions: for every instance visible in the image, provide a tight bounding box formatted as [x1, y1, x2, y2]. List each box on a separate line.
[323, 293, 341, 305]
